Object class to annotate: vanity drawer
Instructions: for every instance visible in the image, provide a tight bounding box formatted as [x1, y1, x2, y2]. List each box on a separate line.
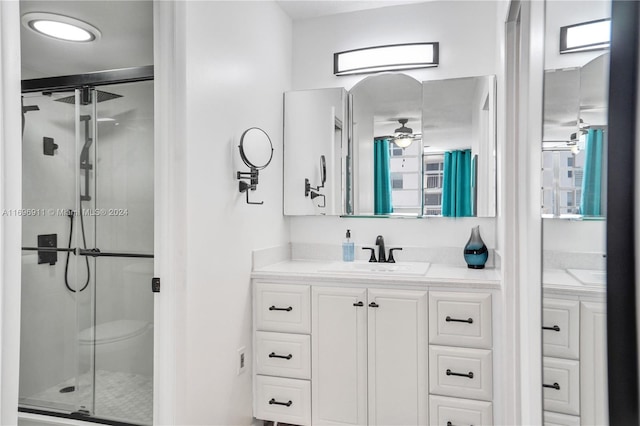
[256, 331, 310, 379]
[543, 299, 579, 360]
[255, 375, 311, 426]
[429, 345, 493, 401]
[255, 283, 310, 334]
[429, 395, 493, 426]
[544, 411, 581, 426]
[429, 292, 492, 349]
[543, 357, 580, 416]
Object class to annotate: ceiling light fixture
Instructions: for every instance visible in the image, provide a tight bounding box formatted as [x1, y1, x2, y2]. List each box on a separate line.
[560, 18, 610, 54]
[393, 119, 415, 148]
[22, 12, 101, 42]
[334, 42, 439, 76]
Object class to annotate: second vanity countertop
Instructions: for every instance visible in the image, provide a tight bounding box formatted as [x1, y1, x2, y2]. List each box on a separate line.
[543, 268, 606, 298]
[252, 260, 502, 290]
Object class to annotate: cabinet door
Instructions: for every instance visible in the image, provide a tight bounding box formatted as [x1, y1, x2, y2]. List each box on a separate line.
[312, 287, 367, 426]
[368, 289, 428, 426]
[580, 301, 608, 425]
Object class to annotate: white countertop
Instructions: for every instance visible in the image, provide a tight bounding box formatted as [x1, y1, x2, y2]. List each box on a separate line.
[252, 260, 501, 289]
[543, 268, 606, 298]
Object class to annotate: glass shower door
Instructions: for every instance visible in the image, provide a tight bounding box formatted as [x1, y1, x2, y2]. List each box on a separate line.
[19, 88, 97, 416]
[87, 81, 154, 425]
[20, 79, 154, 426]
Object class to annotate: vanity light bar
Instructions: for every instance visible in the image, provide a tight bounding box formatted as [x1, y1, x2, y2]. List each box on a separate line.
[334, 42, 439, 76]
[560, 18, 610, 54]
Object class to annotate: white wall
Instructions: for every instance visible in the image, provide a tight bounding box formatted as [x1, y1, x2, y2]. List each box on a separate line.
[0, 2, 23, 424]
[290, 1, 499, 249]
[177, 2, 292, 424]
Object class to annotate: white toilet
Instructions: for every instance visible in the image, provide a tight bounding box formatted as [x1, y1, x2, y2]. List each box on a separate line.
[78, 319, 153, 376]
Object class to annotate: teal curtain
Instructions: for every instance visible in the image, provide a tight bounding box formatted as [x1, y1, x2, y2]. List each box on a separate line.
[374, 139, 393, 215]
[442, 149, 472, 217]
[580, 129, 604, 216]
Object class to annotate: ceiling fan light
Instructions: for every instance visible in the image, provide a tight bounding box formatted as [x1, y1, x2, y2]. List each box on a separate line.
[393, 135, 414, 148]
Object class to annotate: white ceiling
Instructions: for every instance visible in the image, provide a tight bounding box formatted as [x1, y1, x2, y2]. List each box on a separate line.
[275, 0, 426, 21]
[19, 1, 425, 80]
[20, 0, 153, 80]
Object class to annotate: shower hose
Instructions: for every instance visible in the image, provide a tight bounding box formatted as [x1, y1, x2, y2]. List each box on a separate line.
[64, 202, 90, 293]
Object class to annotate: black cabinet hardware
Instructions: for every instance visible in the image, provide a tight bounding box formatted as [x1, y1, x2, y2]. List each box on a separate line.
[446, 316, 473, 324]
[268, 352, 292, 360]
[542, 325, 561, 332]
[269, 399, 292, 407]
[446, 423, 474, 426]
[543, 382, 561, 390]
[269, 306, 293, 312]
[152, 277, 161, 293]
[446, 369, 474, 379]
[369, 302, 379, 308]
[353, 301, 364, 307]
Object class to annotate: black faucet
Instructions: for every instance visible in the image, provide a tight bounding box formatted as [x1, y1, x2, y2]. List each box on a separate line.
[375, 235, 386, 263]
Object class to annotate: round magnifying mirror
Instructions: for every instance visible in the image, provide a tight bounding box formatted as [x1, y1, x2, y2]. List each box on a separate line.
[239, 127, 274, 170]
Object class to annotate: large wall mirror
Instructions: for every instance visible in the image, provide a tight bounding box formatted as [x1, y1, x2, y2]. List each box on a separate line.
[283, 73, 497, 218]
[541, 1, 610, 424]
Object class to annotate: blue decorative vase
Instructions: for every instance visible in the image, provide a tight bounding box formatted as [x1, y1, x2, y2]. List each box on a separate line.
[464, 225, 488, 269]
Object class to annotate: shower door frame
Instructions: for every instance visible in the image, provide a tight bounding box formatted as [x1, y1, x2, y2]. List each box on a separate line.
[19, 66, 155, 426]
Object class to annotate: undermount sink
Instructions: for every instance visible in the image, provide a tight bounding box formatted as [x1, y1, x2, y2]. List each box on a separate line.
[319, 261, 431, 276]
[567, 269, 607, 286]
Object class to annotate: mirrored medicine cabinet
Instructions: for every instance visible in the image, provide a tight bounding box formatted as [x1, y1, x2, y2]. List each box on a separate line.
[542, 53, 609, 220]
[283, 73, 497, 218]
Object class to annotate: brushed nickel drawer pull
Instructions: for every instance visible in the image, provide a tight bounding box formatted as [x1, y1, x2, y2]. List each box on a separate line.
[446, 369, 474, 379]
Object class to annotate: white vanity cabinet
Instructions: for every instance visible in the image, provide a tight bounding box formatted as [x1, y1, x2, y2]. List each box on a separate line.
[428, 292, 494, 426]
[254, 283, 312, 426]
[311, 287, 428, 426]
[541, 296, 608, 425]
[253, 278, 498, 426]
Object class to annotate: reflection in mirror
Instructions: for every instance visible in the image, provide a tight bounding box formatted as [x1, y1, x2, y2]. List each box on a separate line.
[283, 88, 346, 215]
[422, 75, 496, 217]
[541, 53, 608, 218]
[347, 73, 423, 216]
[541, 1, 610, 424]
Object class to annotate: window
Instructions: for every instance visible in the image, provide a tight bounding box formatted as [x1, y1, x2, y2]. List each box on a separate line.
[541, 150, 585, 215]
[423, 154, 444, 215]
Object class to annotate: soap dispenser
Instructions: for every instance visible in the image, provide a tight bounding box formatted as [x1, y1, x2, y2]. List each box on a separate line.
[343, 229, 355, 262]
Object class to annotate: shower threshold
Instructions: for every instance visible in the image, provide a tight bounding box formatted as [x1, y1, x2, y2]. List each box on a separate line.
[19, 370, 151, 426]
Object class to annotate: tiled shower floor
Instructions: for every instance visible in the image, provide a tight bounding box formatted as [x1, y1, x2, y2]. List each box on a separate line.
[22, 370, 152, 425]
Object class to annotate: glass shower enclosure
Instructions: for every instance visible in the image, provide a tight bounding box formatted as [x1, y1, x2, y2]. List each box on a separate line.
[19, 67, 154, 426]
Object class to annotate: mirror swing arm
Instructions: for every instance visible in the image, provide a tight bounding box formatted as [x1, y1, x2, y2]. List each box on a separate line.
[236, 127, 274, 205]
[304, 155, 327, 208]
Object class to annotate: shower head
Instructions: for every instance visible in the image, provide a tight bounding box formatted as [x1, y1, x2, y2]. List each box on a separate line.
[54, 90, 122, 105]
